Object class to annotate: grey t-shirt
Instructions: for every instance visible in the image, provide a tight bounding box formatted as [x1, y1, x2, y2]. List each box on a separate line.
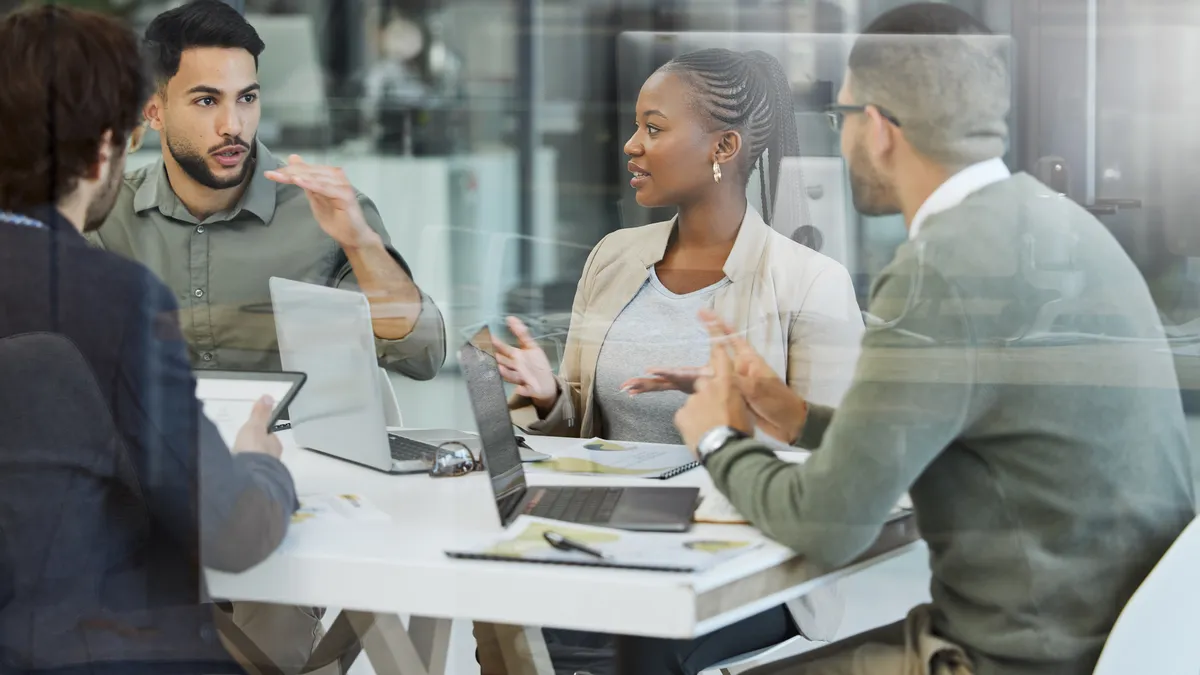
[593, 268, 731, 443]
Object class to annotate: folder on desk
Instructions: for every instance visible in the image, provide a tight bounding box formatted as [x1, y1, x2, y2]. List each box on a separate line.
[446, 516, 761, 573]
[523, 439, 700, 480]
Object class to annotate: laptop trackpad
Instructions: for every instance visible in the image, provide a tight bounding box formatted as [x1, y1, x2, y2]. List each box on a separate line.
[607, 487, 699, 532]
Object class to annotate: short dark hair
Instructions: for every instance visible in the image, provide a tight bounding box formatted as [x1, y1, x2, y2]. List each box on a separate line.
[144, 0, 265, 88]
[661, 49, 803, 227]
[847, 3, 1008, 168]
[0, 5, 148, 212]
[860, 2, 993, 36]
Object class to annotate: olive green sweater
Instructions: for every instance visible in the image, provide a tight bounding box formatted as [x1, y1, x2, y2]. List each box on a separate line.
[707, 173, 1196, 675]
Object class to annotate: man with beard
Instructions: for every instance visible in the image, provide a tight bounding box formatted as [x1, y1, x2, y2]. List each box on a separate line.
[0, 4, 297, 673]
[92, 0, 446, 383]
[671, 3, 1196, 675]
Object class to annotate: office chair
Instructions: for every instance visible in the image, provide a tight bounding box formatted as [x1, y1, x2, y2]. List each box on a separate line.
[1092, 515, 1200, 675]
[0, 333, 131, 670]
[0, 333, 284, 675]
[0, 522, 10, 613]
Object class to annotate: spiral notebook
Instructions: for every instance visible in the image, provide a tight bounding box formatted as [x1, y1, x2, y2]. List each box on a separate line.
[446, 516, 762, 573]
[522, 439, 700, 480]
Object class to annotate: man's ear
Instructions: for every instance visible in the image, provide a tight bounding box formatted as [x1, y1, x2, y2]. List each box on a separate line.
[85, 130, 115, 181]
[864, 105, 897, 164]
[714, 130, 743, 167]
[144, 91, 165, 132]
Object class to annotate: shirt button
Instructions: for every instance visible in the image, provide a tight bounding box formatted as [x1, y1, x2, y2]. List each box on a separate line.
[194, 288, 205, 298]
[196, 225, 205, 234]
[201, 352, 213, 362]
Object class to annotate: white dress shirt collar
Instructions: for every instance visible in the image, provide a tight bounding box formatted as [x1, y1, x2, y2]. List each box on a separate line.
[908, 157, 1011, 240]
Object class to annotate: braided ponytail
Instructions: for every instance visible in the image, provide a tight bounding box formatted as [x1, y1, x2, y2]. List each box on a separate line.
[745, 51, 804, 226]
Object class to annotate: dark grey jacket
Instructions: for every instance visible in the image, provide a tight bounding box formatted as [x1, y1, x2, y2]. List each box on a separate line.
[0, 208, 296, 673]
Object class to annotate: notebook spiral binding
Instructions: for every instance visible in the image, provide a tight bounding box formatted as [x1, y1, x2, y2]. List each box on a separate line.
[654, 460, 701, 480]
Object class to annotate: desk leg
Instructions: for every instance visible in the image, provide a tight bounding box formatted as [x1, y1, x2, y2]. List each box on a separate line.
[493, 624, 554, 675]
[409, 616, 452, 675]
[342, 611, 452, 675]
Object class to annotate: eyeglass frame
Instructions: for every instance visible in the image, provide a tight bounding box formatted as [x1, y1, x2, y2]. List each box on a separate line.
[428, 440, 485, 478]
[825, 104, 902, 132]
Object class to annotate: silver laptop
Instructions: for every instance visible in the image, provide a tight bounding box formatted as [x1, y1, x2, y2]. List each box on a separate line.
[460, 327, 699, 532]
[269, 277, 481, 473]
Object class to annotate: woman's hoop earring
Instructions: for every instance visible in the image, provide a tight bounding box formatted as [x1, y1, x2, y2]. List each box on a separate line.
[713, 161, 722, 184]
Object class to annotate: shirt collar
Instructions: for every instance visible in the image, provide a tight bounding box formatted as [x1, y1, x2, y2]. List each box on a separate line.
[909, 157, 1011, 240]
[132, 139, 279, 225]
[3, 205, 85, 242]
[637, 205, 771, 284]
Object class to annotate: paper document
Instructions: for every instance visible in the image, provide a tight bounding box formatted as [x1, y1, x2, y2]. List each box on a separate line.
[291, 493, 390, 525]
[523, 438, 699, 479]
[695, 490, 914, 525]
[694, 490, 751, 524]
[446, 516, 762, 572]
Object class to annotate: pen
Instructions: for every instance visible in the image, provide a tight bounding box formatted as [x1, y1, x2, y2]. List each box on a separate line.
[543, 531, 610, 560]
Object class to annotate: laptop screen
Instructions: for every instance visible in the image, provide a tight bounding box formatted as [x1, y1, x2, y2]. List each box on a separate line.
[458, 327, 527, 525]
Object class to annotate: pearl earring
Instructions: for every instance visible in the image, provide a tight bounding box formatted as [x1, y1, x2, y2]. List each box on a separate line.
[713, 161, 722, 184]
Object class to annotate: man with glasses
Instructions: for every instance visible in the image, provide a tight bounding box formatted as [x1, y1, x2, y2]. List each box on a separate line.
[672, 3, 1195, 675]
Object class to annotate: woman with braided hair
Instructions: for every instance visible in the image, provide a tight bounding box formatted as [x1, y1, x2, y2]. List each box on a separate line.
[480, 48, 864, 674]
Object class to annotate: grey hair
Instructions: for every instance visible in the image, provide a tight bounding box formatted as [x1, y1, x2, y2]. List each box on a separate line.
[847, 34, 1011, 169]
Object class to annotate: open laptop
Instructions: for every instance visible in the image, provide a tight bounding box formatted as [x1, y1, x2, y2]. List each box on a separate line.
[459, 327, 700, 532]
[270, 277, 524, 474]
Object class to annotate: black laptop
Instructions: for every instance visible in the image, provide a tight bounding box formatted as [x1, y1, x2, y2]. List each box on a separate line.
[459, 328, 699, 533]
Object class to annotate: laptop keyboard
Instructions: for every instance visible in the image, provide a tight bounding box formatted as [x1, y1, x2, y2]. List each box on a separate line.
[525, 487, 624, 524]
[388, 434, 438, 463]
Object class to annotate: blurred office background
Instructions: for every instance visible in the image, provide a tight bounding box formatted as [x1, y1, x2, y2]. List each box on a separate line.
[54, 0, 1200, 436]
[27, 2, 1197, 671]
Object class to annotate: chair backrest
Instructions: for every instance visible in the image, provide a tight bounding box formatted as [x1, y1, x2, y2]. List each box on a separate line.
[0, 522, 11, 612]
[0, 333, 124, 614]
[1092, 515, 1200, 675]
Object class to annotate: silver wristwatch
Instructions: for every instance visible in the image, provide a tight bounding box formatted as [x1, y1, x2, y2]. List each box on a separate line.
[696, 426, 750, 464]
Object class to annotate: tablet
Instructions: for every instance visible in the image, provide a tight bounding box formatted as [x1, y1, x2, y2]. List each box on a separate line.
[194, 370, 306, 448]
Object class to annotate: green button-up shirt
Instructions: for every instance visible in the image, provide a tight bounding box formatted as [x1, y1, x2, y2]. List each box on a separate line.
[90, 141, 446, 380]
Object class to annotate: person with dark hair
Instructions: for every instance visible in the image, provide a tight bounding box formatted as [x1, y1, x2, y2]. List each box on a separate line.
[91, 0, 447, 380]
[84, 1, 438, 671]
[0, 4, 297, 674]
[479, 48, 864, 675]
[674, 3, 1196, 675]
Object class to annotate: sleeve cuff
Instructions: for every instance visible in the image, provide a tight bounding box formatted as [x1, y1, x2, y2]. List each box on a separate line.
[374, 291, 448, 381]
[508, 375, 578, 435]
[704, 438, 777, 491]
[796, 404, 835, 450]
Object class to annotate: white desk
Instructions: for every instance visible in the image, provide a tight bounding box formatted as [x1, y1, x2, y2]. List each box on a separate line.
[207, 434, 920, 674]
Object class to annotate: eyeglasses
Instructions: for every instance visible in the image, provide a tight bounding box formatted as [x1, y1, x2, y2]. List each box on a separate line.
[825, 104, 902, 132]
[126, 122, 148, 153]
[429, 441, 484, 478]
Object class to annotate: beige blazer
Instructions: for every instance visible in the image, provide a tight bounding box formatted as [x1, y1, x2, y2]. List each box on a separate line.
[513, 207, 864, 439]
